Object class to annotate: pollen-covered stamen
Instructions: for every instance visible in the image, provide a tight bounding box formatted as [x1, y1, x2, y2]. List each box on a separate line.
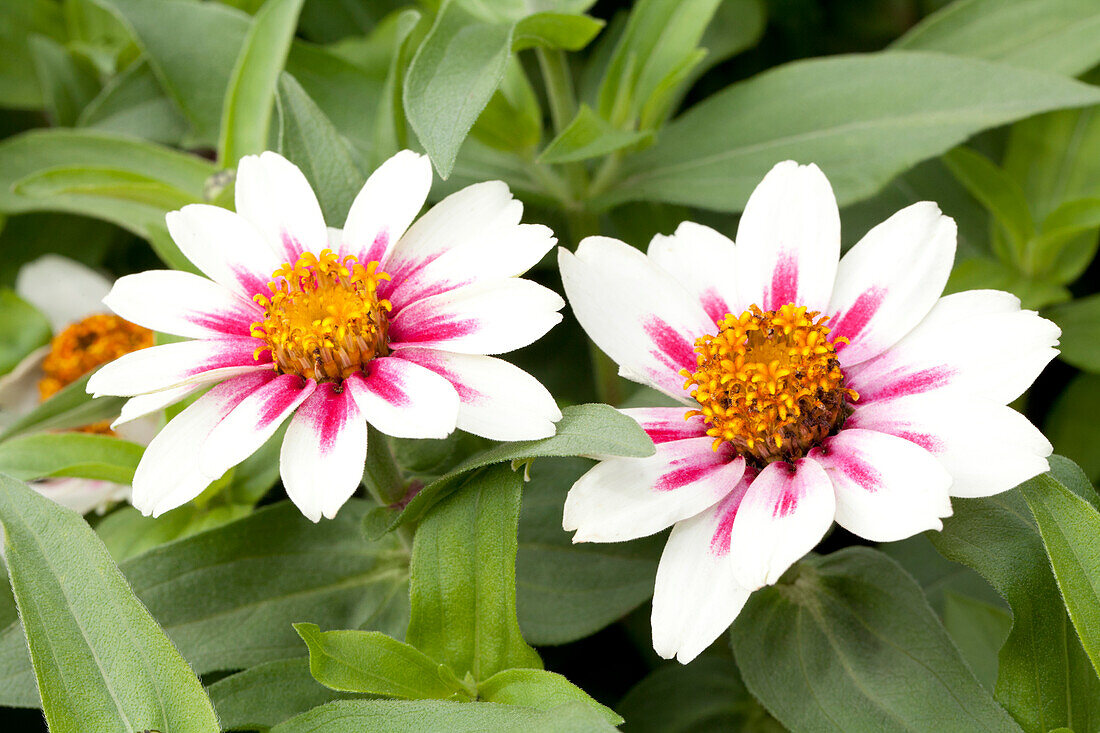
[39, 314, 154, 401]
[681, 304, 858, 467]
[251, 249, 392, 383]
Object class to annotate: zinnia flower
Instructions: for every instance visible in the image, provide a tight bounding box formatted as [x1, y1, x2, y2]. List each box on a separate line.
[558, 160, 1059, 663]
[0, 255, 157, 514]
[89, 151, 563, 522]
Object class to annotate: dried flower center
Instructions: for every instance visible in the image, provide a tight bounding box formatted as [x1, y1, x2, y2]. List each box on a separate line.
[251, 249, 392, 383]
[681, 304, 858, 467]
[39, 314, 154, 402]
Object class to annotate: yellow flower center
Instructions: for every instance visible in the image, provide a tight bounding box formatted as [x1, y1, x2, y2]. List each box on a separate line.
[681, 304, 858, 466]
[39, 314, 154, 402]
[251, 249, 392, 383]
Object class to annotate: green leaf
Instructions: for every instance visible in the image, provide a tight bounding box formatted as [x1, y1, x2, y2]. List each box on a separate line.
[893, 0, 1100, 76]
[0, 289, 50, 375]
[598, 52, 1100, 213]
[730, 547, 1022, 733]
[0, 472, 219, 732]
[219, 0, 306, 165]
[471, 58, 542, 153]
[0, 0, 65, 109]
[596, 0, 722, 126]
[478, 668, 621, 724]
[1047, 294, 1100, 372]
[1045, 373, 1100, 482]
[942, 147, 1033, 262]
[407, 463, 541, 682]
[1018, 469, 1100, 678]
[943, 592, 1013, 692]
[404, 0, 513, 178]
[1030, 197, 1100, 282]
[0, 372, 124, 442]
[96, 503, 252, 563]
[368, 403, 654, 534]
[880, 534, 1005, 616]
[77, 58, 189, 145]
[516, 457, 661, 645]
[295, 623, 467, 699]
[0, 499, 409, 708]
[538, 104, 651, 164]
[0, 432, 143, 483]
[0, 128, 215, 238]
[14, 165, 201, 211]
[928, 464, 1100, 733]
[369, 8, 422, 167]
[271, 699, 620, 732]
[512, 12, 603, 51]
[617, 656, 779, 732]
[275, 72, 364, 225]
[28, 34, 100, 127]
[209, 658, 360, 732]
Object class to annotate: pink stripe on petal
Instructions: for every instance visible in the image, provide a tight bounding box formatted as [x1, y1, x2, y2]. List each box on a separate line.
[231, 267, 272, 300]
[297, 383, 356, 453]
[361, 359, 413, 407]
[256, 374, 312, 429]
[766, 252, 799, 309]
[655, 444, 737, 491]
[186, 337, 270, 376]
[396, 349, 482, 403]
[709, 471, 754, 556]
[856, 365, 955, 402]
[364, 230, 390, 267]
[700, 290, 731, 323]
[826, 450, 883, 494]
[391, 312, 479, 345]
[622, 408, 709, 445]
[281, 231, 306, 262]
[829, 287, 885, 352]
[644, 317, 698, 376]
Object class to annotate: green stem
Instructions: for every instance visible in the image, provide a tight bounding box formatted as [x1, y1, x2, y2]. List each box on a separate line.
[591, 344, 624, 407]
[364, 425, 405, 505]
[536, 48, 589, 201]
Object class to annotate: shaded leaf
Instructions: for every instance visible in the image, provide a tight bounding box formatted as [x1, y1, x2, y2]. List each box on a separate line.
[0, 289, 50, 376]
[0, 432, 143, 484]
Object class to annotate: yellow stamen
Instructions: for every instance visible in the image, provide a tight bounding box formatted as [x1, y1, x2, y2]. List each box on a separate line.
[251, 249, 391, 383]
[680, 304, 858, 466]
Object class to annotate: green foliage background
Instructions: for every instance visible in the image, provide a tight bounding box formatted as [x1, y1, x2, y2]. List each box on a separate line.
[1, 0, 1100, 731]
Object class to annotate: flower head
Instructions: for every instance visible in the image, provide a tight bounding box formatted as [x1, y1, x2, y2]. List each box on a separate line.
[558, 160, 1059, 663]
[89, 151, 564, 522]
[0, 256, 155, 514]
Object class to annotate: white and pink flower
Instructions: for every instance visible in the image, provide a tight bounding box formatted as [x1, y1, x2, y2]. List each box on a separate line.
[89, 150, 564, 522]
[558, 160, 1059, 663]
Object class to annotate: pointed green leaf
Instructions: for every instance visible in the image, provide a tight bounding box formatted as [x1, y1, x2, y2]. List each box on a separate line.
[478, 668, 621, 724]
[78, 58, 189, 145]
[1047, 294, 1100, 372]
[1045, 373, 1100, 483]
[407, 463, 541, 681]
[295, 623, 467, 700]
[942, 147, 1033, 260]
[404, 0, 513, 178]
[28, 34, 100, 126]
[538, 104, 650, 164]
[1018, 468, 1100, 678]
[512, 13, 603, 51]
[0, 372, 124, 442]
[219, 0, 306, 165]
[0, 472, 219, 732]
[599, 52, 1100, 213]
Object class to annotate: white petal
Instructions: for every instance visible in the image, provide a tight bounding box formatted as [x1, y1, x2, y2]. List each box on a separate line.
[131, 372, 270, 517]
[345, 357, 459, 439]
[279, 382, 367, 522]
[559, 237, 712, 402]
[104, 270, 260, 339]
[341, 150, 433, 265]
[648, 221, 741, 323]
[811, 428, 952, 542]
[198, 373, 315, 478]
[0, 346, 47, 421]
[87, 337, 270, 397]
[381, 181, 519, 287]
[651, 483, 752, 664]
[112, 383, 204, 428]
[848, 394, 1052, 499]
[235, 151, 327, 262]
[388, 223, 555, 313]
[389, 279, 564, 355]
[396, 348, 561, 441]
[166, 204, 282, 299]
[16, 255, 112, 331]
[847, 290, 1060, 405]
[827, 202, 956, 366]
[563, 438, 746, 542]
[620, 406, 709, 445]
[735, 161, 840, 313]
[32, 478, 131, 515]
[728, 458, 835, 589]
